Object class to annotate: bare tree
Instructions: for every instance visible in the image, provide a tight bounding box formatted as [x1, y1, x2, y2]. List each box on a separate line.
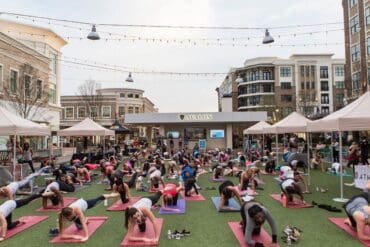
[76, 80, 103, 121]
[3, 63, 50, 121]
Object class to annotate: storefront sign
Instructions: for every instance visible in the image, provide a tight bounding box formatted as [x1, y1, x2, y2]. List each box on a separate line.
[199, 139, 206, 150]
[355, 166, 370, 189]
[178, 113, 213, 121]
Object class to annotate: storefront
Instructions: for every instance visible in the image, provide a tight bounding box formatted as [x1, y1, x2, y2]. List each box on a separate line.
[124, 112, 267, 150]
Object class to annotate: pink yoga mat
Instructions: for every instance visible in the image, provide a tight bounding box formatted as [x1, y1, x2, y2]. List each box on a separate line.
[329, 217, 370, 246]
[36, 197, 77, 212]
[49, 216, 108, 243]
[107, 197, 141, 211]
[180, 192, 206, 201]
[270, 194, 313, 208]
[228, 222, 279, 247]
[121, 218, 163, 247]
[3, 216, 49, 240]
[235, 187, 258, 196]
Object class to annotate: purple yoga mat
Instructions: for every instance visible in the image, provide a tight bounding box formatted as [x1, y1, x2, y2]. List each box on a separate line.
[159, 199, 186, 215]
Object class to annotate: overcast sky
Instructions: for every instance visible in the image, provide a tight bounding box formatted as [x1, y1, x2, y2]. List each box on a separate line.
[1, 0, 344, 112]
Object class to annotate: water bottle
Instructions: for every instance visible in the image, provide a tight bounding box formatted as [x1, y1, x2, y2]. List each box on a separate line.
[167, 230, 172, 240]
[104, 199, 108, 206]
[287, 235, 292, 246]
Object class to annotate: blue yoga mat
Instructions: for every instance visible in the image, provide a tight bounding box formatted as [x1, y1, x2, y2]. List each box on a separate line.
[326, 172, 352, 177]
[211, 197, 241, 212]
[159, 199, 186, 215]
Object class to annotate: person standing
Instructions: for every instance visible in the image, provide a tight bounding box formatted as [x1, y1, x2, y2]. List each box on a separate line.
[23, 142, 34, 173]
[332, 140, 339, 163]
[360, 136, 369, 165]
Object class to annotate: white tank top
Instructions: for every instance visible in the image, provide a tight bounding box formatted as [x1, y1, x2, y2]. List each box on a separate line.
[6, 182, 20, 195]
[69, 198, 88, 212]
[45, 181, 60, 193]
[281, 179, 295, 190]
[132, 198, 152, 211]
[0, 200, 16, 218]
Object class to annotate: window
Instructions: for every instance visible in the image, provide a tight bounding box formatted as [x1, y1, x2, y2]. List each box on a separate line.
[311, 81, 315, 89]
[350, 15, 360, 34]
[135, 106, 140, 113]
[321, 94, 329, 104]
[135, 94, 139, 98]
[90, 106, 98, 117]
[321, 81, 329, 91]
[280, 67, 292, 77]
[366, 7, 370, 25]
[24, 75, 31, 98]
[335, 81, 345, 89]
[352, 44, 360, 62]
[128, 106, 134, 113]
[336, 94, 344, 103]
[102, 106, 111, 118]
[281, 95, 292, 102]
[0, 64, 3, 89]
[184, 128, 206, 140]
[300, 66, 305, 76]
[36, 80, 42, 99]
[119, 93, 125, 98]
[48, 84, 56, 104]
[349, 0, 357, 8]
[262, 70, 272, 80]
[335, 66, 344, 77]
[301, 81, 305, 90]
[353, 73, 360, 90]
[306, 81, 310, 90]
[320, 66, 329, 78]
[127, 94, 133, 98]
[321, 106, 330, 114]
[118, 106, 125, 116]
[10, 70, 18, 93]
[282, 107, 293, 117]
[77, 107, 86, 118]
[50, 53, 57, 74]
[65, 107, 74, 118]
[281, 82, 291, 90]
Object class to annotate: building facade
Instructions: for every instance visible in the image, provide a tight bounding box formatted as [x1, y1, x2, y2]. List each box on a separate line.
[0, 18, 67, 130]
[342, 0, 370, 101]
[60, 87, 158, 137]
[217, 54, 345, 122]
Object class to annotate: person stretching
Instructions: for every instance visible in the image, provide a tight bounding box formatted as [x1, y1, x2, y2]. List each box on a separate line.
[0, 194, 41, 241]
[240, 201, 278, 247]
[0, 167, 48, 200]
[58, 194, 116, 242]
[218, 180, 243, 211]
[161, 183, 184, 212]
[112, 172, 138, 203]
[42, 175, 75, 209]
[280, 177, 306, 204]
[125, 192, 162, 244]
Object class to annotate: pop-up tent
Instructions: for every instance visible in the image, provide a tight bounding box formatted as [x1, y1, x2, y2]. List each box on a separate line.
[58, 118, 114, 136]
[243, 121, 271, 135]
[307, 91, 370, 202]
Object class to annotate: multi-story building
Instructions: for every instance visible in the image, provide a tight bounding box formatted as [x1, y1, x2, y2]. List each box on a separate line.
[217, 54, 345, 122]
[60, 87, 158, 137]
[0, 18, 66, 130]
[342, 0, 370, 100]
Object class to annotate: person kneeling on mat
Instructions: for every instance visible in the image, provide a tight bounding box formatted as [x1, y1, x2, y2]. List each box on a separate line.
[125, 192, 161, 243]
[59, 194, 116, 241]
[219, 180, 243, 211]
[148, 166, 165, 192]
[42, 174, 75, 209]
[240, 201, 277, 247]
[161, 183, 184, 212]
[112, 172, 138, 203]
[343, 182, 370, 241]
[280, 176, 306, 205]
[0, 194, 41, 241]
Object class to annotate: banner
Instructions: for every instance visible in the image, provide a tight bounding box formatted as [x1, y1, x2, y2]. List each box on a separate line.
[199, 139, 206, 150]
[355, 166, 370, 189]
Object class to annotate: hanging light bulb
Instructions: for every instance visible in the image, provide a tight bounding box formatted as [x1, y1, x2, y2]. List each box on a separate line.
[125, 72, 134, 82]
[87, 24, 100, 40]
[262, 29, 274, 44]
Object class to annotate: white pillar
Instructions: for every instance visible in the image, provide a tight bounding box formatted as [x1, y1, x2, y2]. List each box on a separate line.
[226, 124, 233, 149]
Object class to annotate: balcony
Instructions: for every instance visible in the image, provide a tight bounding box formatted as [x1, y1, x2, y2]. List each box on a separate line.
[238, 78, 274, 87]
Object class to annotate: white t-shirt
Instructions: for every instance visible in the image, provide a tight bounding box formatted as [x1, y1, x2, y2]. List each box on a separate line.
[149, 169, 161, 179]
[45, 181, 60, 193]
[332, 163, 341, 173]
[6, 182, 20, 196]
[132, 198, 152, 211]
[281, 179, 295, 190]
[0, 200, 16, 218]
[69, 198, 88, 212]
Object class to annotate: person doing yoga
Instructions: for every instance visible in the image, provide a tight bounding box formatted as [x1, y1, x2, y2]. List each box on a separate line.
[125, 192, 162, 243]
[240, 201, 278, 247]
[161, 183, 184, 212]
[42, 174, 75, 209]
[219, 180, 243, 211]
[280, 177, 306, 204]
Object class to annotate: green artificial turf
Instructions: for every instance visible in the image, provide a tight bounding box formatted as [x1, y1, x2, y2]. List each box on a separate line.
[1, 166, 364, 247]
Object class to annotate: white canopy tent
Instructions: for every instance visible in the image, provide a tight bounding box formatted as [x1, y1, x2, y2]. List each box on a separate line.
[58, 118, 115, 137]
[307, 91, 370, 202]
[244, 121, 271, 135]
[0, 106, 50, 179]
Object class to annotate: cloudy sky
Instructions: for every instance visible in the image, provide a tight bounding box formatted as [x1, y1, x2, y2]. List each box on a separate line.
[1, 0, 344, 112]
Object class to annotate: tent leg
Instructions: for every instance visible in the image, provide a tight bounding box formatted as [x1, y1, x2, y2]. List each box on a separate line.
[333, 131, 348, 202]
[275, 134, 278, 164]
[306, 132, 310, 186]
[13, 135, 16, 181]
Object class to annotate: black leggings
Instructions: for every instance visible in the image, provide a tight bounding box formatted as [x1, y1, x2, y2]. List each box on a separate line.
[24, 160, 35, 173]
[7, 194, 41, 229]
[185, 178, 198, 196]
[73, 195, 105, 229]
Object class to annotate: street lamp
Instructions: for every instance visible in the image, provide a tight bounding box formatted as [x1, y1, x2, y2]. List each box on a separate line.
[125, 72, 134, 82]
[87, 24, 100, 40]
[262, 29, 274, 44]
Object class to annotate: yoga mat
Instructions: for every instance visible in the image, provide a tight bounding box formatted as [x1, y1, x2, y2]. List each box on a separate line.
[159, 199, 185, 215]
[49, 216, 108, 243]
[183, 193, 206, 201]
[211, 197, 241, 212]
[235, 187, 258, 196]
[107, 197, 141, 211]
[228, 222, 280, 247]
[270, 194, 313, 208]
[3, 216, 49, 240]
[260, 171, 276, 176]
[328, 217, 370, 246]
[326, 172, 352, 177]
[36, 197, 77, 212]
[209, 176, 226, 182]
[121, 218, 163, 247]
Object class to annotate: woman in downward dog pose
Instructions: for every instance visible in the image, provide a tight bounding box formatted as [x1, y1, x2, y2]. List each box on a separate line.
[218, 180, 243, 211]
